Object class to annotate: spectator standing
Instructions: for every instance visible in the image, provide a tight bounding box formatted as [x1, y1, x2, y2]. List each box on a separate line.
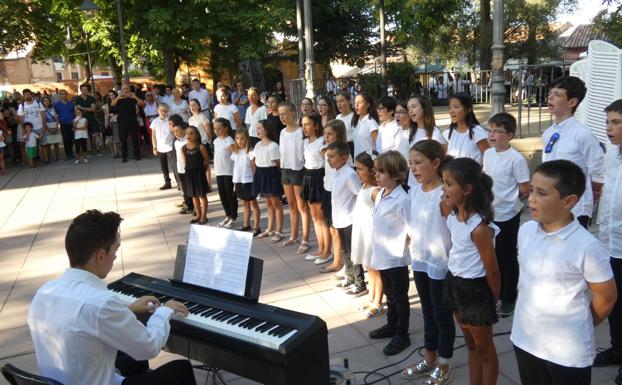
[74, 84, 97, 152]
[111, 84, 144, 162]
[54, 90, 75, 159]
[17, 89, 45, 163]
[169, 88, 190, 122]
[232, 80, 249, 121]
[188, 79, 212, 121]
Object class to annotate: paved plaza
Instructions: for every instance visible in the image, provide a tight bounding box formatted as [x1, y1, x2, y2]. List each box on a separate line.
[0, 154, 618, 385]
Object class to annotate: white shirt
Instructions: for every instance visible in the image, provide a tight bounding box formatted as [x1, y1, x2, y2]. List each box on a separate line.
[150, 116, 173, 153]
[353, 115, 379, 157]
[18, 100, 45, 130]
[174, 137, 187, 173]
[511, 220, 613, 368]
[303, 136, 325, 169]
[336, 112, 354, 142]
[160, 94, 174, 107]
[408, 185, 452, 280]
[483, 147, 530, 221]
[447, 213, 499, 278]
[331, 165, 361, 228]
[245, 105, 268, 138]
[542, 116, 605, 217]
[598, 146, 622, 259]
[24, 130, 39, 146]
[143, 101, 158, 117]
[232, 149, 254, 183]
[370, 186, 411, 270]
[73, 117, 88, 140]
[394, 127, 412, 160]
[411, 126, 447, 146]
[28, 268, 174, 385]
[213, 136, 235, 176]
[169, 99, 189, 122]
[188, 88, 212, 111]
[376, 119, 401, 154]
[324, 152, 353, 191]
[214, 103, 239, 131]
[279, 127, 304, 170]
[252, 141, 280, 167]
[443, 125, 488, 164]
[0, 130, 5, 148]
[189, 114, 210, 144]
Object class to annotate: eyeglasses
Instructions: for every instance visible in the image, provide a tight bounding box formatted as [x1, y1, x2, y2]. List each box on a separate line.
[545, 132, 560, 153]
[488, 129, 507, 135]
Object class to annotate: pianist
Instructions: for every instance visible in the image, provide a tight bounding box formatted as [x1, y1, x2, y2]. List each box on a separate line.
[27, 210, 197, 385]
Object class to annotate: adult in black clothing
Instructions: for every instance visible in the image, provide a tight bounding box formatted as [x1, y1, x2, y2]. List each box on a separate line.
[266, 94, 285, 144]
[111, 84, 145, 162]
[75, 84, 97, 150]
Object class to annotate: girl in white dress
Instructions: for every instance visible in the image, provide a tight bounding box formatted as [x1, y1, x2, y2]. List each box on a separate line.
[443, 93, 489, 164]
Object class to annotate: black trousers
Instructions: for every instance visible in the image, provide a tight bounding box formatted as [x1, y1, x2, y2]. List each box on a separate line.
[118, 119, 140, 160]
[337, 225, 366, 290]
[60, 123, 74, 157]
[412, 271, 455, 358]
[494, 213, 521, 304]
[169, 143, 182, 187]
[608, 258, 622, 352]
[157, 151, 174, 185]
[74, 138, 87, 154]
[513, 345, 590, 385]
[116, 351, 196, 385]
[216, 175, 238, 219]
[379, 266, 410, 337]
[179, 173, 195, 210]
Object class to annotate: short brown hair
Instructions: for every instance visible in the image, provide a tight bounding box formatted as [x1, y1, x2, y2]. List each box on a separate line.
[374, 150, 409, 185]
[65, 210, 123, 267]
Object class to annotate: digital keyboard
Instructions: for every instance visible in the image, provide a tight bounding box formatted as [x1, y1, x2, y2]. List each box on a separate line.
[108, 273, 330, 385]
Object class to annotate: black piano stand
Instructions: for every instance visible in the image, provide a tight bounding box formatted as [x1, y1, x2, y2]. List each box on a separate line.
[191, 364, 227, 385]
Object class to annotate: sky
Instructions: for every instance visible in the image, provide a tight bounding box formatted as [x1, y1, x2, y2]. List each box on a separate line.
[557, 0, 617, 25]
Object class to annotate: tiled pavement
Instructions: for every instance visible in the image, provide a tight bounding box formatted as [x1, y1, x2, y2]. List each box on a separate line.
[0, 154, 618, 385]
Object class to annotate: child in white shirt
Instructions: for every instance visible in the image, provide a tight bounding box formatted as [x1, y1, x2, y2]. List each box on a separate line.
[22, 122, 39, 169]
[72, 109, 88, 164]
[231, 128, 260, 236]
[173, 123, 194, 215]
[213, 118, 237, 228]
[375, 96, 400, 154]
[443, 93, 489, 164]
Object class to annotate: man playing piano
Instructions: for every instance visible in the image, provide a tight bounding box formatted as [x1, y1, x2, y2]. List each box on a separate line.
[27, 210, 197, 385]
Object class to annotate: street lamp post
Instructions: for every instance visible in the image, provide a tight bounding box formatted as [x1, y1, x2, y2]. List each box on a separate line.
[379, 0, 387, 96]
[491, 0, 506, 115]
[302, 0, 316, 98]
[115, 0, 130, 84]
[296, 0, 305, 79]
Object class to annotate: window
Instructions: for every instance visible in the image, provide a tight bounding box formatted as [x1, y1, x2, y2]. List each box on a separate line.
[71, 72, 79, 80]
[56, 72, 63, 81]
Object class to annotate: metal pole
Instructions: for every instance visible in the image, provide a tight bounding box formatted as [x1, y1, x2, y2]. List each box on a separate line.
[296, 0, 305, 79]
[303, 0, 315, 98]
[116, 0, 130, 84]
[84, 31, 96, 93]
[379, 0, 387, 96]
[490, 0, 505, 115]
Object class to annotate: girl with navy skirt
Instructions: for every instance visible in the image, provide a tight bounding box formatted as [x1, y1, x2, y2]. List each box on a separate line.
[231, 127, 261, 236]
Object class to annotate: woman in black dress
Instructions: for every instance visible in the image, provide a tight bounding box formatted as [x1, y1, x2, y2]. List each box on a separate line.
[182, 125, 211, 224]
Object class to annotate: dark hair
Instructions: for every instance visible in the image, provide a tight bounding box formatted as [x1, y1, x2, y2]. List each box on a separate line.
[550, 76, 587, 113]
[301, 111, 323, 138]
[318, 96, 336, 120]
[326, 141, 350, 157]
[411, 139, 450, 177]
[351, 92, 379, 128]
[268, 93, 282, 103]
[41, 96, 52, 108]
[605, 99, 622, 115]
[80, 84, 91, 91]
[186, 125, 202, 145]
[22, 88, 32, 95]
[377, 96, 397, 114]
[448, 92, 480, 140]
[336, 90, 351, 101]
[168, 113, 183, 126]
[441, 157, 494, 224]
[108, 89, 118, 97]
[324, 119, 347, 143]
[408, 95, 436, 141]
[374, 150, 409, 187]
[256, 119, 278, 142]
[214, 117, 232, 135]
[23, 122, 33, 129]
[192, 78, 200, 83]
[355, 149, 378, 170]
[65, 210, 123, 267]
[488, 112, 517, 135]
[534, 160, 586, 199]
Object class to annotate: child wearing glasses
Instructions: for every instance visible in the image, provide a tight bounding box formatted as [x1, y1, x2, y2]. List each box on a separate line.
[482, 113, 530, 318]
[542, 76, 604, 229]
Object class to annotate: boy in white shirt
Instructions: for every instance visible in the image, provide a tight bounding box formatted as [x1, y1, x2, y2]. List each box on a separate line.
[151, 104, 175, 190]
[541, 76, 604, 228]
[483, 112, 530, 318]
[173, 123, 194, 215]
[594, 100, 622, 379]
[511, 160, 617, 385]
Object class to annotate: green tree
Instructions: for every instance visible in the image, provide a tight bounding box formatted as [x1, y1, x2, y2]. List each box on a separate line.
[595, 1, 622, 47]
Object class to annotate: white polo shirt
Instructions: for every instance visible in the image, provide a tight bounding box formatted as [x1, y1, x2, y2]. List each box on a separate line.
[231, 149, 254, 184]
[303, 136, 325, 169]
[446, 213, 499, 278]
[370, 186, 411, 270]
[279, 127, 304, 170]
[353, 114, 379, 157]
[443, 125, 488, 164]
[336, 112, 354, 142]
[331, 165, 361, 228]
[376, 119, 400, 153]
[150, 116, 173, 153]
[252, 141, 280, 167]
[188, 88, 212, 111]
[213, 136, 235, 176]
[511, 219, 613, 368]
[542, 116, 605, 218]
[483, 147, 530, 222]
[598, 146, 622, 259]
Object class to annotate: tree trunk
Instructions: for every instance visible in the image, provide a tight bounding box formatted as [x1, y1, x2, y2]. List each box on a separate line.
[109, 56, 122, 85]
[526, 27, 538, 64]
[211, 40, 218, 95]
[163, 49, 177, 86]
[479, 0, 492, 70]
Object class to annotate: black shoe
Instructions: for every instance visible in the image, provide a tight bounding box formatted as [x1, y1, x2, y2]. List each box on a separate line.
[280, 196, 288, 206]
[369, 324, 395, 340]
[498, 302, 515, 318]
[345, 286, 369, 297]
[122, 158, 128, 163]
[253, 228, 261, 237]
[179, 207, 193, 214]
[159, 183, 172, 190]
[616, 368, 622, 385]
[239, 225, 252, 232]
[594, 347, 622, 367]
[383, 335, 410, 356]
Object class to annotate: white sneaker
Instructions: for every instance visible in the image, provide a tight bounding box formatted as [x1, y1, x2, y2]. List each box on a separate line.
[223, 219, 236, 229]
[217, 218, 229, 227]
[74, 160, 80, 165]
[83, 159, 89, 163]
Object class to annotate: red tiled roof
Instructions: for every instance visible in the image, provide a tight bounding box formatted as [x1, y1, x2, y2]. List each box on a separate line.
[563, 24, 608, 49]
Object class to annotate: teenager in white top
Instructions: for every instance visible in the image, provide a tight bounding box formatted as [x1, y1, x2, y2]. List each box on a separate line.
[369, 151, 411, 356]
[214, 87, 242, 132]
[443, 93, 489, 164]
[352, 93, 379, 157]
[376, 96, 401, 154]
[213, 118, 238, 228]
[151, 104, 175, 190]
[231, 128, 260, 235]
[442, 158, 500, 385]
[594, 100, 622, 369]
[541, 76, 604, 229]
[317, 96, 336, 129]
[188, 99, 211, 145]
[401, 140, 454, 384]
[335, 91, 355, 155]
[511, 160, 616, 385]
[277, 101, 308, 247]
[482, 113, 530, 318]
[244, 87, 267, 144]
[407, 95, 447, 148]
[188, 79, 212, 120]
[393, 102, 413, 160]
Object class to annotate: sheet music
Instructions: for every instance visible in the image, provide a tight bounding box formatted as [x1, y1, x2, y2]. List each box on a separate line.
[183, 225, 252, 296]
